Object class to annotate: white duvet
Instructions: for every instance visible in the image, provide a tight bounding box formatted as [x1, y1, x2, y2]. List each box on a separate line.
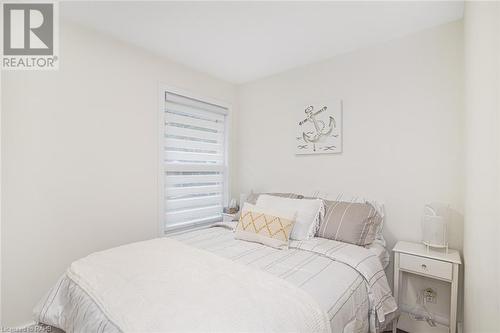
[65, 237, 331, 333]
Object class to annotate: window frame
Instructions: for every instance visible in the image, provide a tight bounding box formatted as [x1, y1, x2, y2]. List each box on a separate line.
[158, 84, 231, 235]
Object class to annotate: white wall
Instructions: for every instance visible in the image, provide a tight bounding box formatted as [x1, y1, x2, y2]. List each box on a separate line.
[463, 2, 500, 332]
[1, 21, 236, 326]
[237, 21, 464, 328]
[0, 63, 3, 326]
[236, 21, 464, 253]
[1, 16, 468, 330]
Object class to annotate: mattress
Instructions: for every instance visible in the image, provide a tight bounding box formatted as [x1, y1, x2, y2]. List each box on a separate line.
[35, 224, 396, 333]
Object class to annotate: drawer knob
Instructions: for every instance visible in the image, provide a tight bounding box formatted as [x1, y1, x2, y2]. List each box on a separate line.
[421, 264, 427, 270]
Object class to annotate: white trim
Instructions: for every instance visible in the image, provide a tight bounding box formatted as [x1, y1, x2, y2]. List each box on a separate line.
[158, 85, 166, 237]
[159, 84, 230, 115]
[158, 83, 231, 235]
[399, 303, 450, 327]
[164, 221, 213, 236]
[0, 64, 2, 326]
[223, 101, 231, 210]
[165, 93, 228, 116]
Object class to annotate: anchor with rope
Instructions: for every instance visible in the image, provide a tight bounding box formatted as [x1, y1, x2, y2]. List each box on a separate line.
[298, 105, 336, 143]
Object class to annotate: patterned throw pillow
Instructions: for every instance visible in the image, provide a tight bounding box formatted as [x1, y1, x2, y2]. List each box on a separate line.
[235, 203, 296, 249]
[316, 200, 383, 246]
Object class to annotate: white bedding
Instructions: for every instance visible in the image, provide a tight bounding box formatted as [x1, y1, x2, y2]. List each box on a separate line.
[176, 224, 396, 331]
[67, 237, 330, 332]
[35, 224, 397, 333]
[366, 238, 390, 269]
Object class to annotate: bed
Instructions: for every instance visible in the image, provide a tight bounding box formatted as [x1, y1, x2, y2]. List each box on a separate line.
[34, 222, 397, 333]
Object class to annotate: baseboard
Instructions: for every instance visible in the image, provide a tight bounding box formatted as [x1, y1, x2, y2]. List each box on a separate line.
[399, 303, 449, 326]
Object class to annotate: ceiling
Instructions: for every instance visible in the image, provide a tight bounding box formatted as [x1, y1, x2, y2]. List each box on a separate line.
[61, 1, 464, 84]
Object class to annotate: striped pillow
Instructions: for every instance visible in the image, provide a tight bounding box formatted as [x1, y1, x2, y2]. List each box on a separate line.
[245, 192, 304, 205]
[316, 200, 383, 246]
[233, 193, 304, 222]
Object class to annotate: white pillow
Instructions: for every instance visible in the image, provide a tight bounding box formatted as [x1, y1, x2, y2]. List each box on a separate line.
[256, 195, 323, 240]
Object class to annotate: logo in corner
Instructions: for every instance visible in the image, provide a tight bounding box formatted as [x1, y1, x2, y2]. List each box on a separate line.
[2, 2, 59, 70]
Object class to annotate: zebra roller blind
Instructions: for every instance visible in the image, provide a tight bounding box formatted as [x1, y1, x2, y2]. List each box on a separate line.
[163, 91, 228, 231]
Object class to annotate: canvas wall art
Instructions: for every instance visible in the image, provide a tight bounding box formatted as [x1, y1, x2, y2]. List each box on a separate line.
[295, 100, 343, 154]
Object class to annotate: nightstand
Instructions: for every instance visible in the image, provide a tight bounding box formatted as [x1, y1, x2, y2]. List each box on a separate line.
[222, 212, 237, 222]
[392, 241, 461, 333]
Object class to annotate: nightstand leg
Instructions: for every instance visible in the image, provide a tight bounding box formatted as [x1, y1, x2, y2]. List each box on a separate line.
[450, 264, 459, 333]
[392, 253, 400, 333]
[392, 317, 399, 333]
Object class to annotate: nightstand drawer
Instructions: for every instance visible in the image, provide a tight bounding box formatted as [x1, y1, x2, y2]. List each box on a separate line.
[399, 253, 452, 280]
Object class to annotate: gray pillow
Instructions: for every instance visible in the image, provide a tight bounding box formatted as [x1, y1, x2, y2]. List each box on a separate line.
[246, 192, 304, 205]
[316, 200, 382, 246]
[234, 193, 304, 221]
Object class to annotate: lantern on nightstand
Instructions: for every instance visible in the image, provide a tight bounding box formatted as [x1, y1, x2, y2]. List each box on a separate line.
[422, 203, 450, 252]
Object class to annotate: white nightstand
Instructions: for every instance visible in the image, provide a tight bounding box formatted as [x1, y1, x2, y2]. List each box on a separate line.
[222, 212, 237, 222]
[392, 241, 461, 333]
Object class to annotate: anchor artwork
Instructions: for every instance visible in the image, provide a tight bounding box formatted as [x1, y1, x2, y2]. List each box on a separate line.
[295, 100, 342, 155]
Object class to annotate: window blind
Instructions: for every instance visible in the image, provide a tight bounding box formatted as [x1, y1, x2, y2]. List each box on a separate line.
[163, 91, 228, 231]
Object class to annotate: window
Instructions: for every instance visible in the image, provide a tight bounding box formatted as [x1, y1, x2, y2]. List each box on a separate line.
[161, 90, 228, 232]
